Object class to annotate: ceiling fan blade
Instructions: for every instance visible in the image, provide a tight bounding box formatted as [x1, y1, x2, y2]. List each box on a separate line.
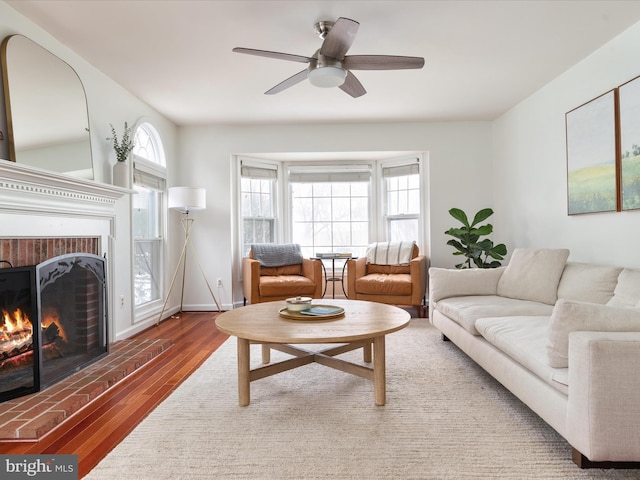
[344, 55, 425, 70]
[265, 69, 309, 95]
[339, 71, 366, 98]
[233, 47, 313, 64]
[320, 17, 359, 59]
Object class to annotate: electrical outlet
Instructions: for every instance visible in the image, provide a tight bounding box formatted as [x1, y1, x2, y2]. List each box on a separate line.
[120, 295, 125, 308]
[217, 278, 222, 288]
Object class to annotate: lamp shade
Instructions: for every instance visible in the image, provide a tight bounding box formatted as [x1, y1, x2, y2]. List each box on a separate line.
[168, 187, 206, 213]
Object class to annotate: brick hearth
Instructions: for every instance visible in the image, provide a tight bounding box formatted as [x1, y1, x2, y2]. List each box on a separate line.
[0, 338, 172, 440]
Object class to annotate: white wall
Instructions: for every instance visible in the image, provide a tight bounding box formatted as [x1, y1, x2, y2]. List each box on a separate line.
[178, 121, 493, 307]
[493, 20, 640, 269]
[0, 3, 179, 340]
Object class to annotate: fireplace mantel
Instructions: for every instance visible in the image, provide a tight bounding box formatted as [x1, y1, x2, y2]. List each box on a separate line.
[0, 160, 130, 218]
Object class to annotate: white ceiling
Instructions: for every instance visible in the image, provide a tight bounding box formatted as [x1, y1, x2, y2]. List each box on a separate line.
[6, 0, 640, 126]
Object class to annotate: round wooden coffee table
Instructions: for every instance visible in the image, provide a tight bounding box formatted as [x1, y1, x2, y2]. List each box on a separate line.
[215, 299, 410, 406]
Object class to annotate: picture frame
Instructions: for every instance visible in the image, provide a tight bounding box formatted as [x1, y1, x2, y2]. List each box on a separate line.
[618, 75, 640, 211]
[565, 90, 619, 215]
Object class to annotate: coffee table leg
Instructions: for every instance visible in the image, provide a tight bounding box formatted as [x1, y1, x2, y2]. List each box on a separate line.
[237, 337, 251, 406]
[262, 344, 271, 364]
[363, 341, 372, 363]
[373, 335, 386, 406]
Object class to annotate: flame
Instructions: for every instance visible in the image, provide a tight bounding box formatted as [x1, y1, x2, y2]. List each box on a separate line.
[42, 308, 67, 342]
[0, 307, 67, 354]
[1, 308, 33, 353]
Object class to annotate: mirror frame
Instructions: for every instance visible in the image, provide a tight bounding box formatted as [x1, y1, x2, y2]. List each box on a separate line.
[0, 34, 94, 179]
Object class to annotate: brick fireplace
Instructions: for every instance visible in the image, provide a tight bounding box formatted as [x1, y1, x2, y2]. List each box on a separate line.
[0, 251, 108, 402]
[0, 160, 128, 400]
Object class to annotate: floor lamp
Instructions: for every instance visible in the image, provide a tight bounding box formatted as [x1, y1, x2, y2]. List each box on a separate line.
[157, 186, 222, 324]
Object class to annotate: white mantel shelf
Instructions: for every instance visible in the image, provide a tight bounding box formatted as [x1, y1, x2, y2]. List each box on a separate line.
[0, 160, 131, 218]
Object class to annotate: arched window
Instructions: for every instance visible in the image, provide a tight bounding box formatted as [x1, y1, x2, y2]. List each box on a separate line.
[132, 122, 166, 315]
[133, 122, 165, 167]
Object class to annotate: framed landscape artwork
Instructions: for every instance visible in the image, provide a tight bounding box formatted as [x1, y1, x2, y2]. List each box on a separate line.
[618, 75, 640, 211]
[565, 90, 618, 215]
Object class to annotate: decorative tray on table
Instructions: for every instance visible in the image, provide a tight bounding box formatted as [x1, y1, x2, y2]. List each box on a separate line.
[278, 304, 345, 321]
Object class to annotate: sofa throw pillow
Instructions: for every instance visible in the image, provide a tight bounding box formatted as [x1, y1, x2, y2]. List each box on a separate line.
[546, 299, 640, 368]
[496, 248, 569, 305]
[428, 267, 505, 303]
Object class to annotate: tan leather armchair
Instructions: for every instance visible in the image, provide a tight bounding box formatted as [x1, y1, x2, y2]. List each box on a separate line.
[242, 247, 323, 304]
[346, 243, 427, 311]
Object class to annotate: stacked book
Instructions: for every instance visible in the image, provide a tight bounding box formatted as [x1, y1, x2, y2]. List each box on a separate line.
[315, 252, 353, 259]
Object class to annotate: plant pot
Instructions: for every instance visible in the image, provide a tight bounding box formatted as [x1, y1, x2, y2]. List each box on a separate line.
[113, 161, 129, 188]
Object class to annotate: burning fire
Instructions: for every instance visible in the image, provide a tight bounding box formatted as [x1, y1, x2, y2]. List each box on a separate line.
[0, 308, 66, 355]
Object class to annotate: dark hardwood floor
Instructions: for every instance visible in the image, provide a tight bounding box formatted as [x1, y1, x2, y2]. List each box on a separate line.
[0, 311, 228, 479]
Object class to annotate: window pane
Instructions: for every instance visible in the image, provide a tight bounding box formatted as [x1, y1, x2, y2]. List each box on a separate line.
[134, 239, 161, 306]
[351, 197, 368, 221]
[389, 217, 419, 243]
[291, 178, 370, 255]
[313, 198, 331, 221]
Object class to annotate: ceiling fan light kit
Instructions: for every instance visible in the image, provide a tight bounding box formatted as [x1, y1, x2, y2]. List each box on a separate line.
[233, 17, 424, 97]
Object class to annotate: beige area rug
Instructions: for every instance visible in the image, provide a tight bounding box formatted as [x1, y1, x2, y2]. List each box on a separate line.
[85, 321, 639, 479]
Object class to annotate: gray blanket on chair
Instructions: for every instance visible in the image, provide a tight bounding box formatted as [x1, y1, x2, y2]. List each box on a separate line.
[252, 243, 303, 267]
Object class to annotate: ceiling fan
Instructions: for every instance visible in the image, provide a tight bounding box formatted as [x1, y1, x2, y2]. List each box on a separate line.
[232, 17, 425, 98]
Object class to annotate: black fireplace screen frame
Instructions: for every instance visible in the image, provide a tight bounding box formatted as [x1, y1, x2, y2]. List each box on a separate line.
[0, 253, 108, 402]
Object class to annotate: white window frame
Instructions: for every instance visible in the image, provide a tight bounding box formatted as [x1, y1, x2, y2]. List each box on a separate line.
[238, 157, 280, 257]
[285, 162, 373, 258]
[379, 156, 422, 244]
[131, 122, 167, 322]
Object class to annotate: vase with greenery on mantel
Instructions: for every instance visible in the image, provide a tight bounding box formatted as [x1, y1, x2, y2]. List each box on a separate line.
[109, 122, 134, 188]
[444, 207, 507, 269]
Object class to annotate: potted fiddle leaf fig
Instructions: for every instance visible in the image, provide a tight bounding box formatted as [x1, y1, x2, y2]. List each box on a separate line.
[445, 207, 507, 269]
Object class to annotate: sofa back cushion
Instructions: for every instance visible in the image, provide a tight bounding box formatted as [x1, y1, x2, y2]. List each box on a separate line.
[546, 299, 640, 368]
[607, 268, 640, 308]
[496, 248, 570, 305]
[557, 262, 622, 304]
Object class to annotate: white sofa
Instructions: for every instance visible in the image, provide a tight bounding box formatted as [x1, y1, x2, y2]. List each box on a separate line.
[429, 248, 640, 468]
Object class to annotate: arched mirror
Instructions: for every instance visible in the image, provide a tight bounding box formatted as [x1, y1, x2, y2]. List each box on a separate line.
[1, 35, 93, 179]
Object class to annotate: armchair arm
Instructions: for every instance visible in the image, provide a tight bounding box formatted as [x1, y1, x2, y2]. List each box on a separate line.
[429, 266, 505, 304]
[346, 257, 367, 298]
[301, 258, 323, 298]
[410, 255, 428, 305]
[566, 331, 640, 462]
[242, 257, 262, 304]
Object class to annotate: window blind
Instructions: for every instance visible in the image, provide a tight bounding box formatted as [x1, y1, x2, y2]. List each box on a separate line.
[382, 161, 419, 178]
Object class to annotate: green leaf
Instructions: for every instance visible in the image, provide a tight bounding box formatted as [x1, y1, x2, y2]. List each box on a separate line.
[471, 208, 494, 226]
[492, 243, 507, 255]
[448, 208, 469, 228]
[471, 224, 493, 236]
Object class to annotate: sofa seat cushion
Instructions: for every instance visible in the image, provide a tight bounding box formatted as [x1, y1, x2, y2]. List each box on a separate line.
[475, 316, 568, 395]
[436, 295, 553, 335]
[355, 273, 412, 296]
[259, 275, 317, 297]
